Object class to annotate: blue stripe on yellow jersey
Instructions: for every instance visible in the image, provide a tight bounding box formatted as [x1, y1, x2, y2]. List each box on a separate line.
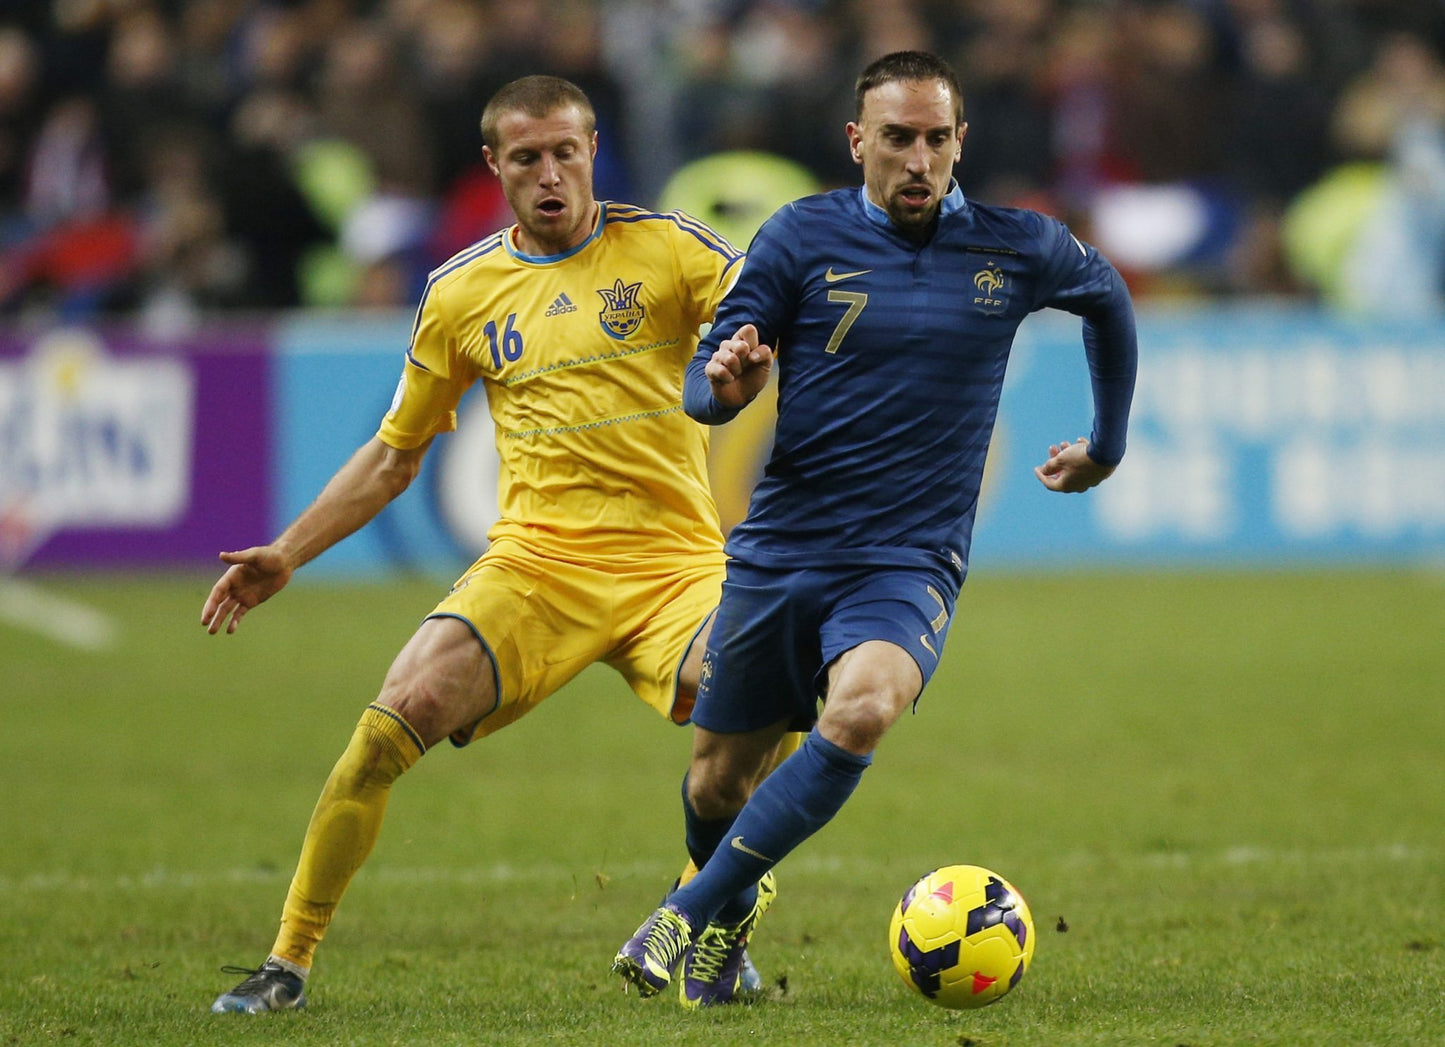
[602, 204, 744, 261]
[684, 184, 1137, 575]
[380, 202, 744, 562]
[406, 232, 507, 368]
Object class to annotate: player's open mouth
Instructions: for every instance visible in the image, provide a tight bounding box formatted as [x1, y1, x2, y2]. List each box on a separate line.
[899, 186, 931, 206]
[538, 199, 565, 215]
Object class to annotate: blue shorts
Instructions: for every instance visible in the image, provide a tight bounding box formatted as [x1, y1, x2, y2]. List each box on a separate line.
[692, 560, 958, 735]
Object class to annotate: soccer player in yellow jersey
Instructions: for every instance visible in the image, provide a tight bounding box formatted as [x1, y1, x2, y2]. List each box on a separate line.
[204, 75, 784, 1013]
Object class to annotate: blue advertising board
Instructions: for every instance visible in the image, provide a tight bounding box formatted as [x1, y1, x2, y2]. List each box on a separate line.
[271, 304, 1444, 577]
[974, 305, 1445, 567]
[8, 305, 1434, 573]
[273, 313, 471, 578]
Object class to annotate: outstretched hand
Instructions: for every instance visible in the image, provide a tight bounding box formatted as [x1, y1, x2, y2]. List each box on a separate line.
[1033, 437, 1116, 493]
[705, 323, 775, 409]
[201, 546, 294, 635]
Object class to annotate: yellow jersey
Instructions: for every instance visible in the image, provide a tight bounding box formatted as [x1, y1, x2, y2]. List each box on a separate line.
[378, 201, 743, 563]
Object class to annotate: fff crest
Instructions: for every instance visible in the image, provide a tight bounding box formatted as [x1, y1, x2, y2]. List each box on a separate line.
[972, 262, 1007, 314]
[596, 278, 645, 339]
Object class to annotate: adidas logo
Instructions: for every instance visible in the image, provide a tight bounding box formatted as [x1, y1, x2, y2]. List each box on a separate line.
[545, 292, 577, 317]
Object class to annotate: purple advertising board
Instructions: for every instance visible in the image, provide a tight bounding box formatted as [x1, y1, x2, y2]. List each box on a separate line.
[0, 324, 273, 568]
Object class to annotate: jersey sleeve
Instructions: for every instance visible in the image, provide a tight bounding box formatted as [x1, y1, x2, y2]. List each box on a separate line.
[376, 278, 475, 450]
[1032, 215, 1138, 467]
[683, 206, 799, 424]
[666, 209, 746, 328]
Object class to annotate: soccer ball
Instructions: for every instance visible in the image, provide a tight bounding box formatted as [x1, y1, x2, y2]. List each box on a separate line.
[888, 864, 1036, 1009]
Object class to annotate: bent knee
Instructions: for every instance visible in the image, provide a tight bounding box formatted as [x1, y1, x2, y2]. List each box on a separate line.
[686, 763, 754, 820]
[377, 672, 497, 749]
[818, 696, 898, 755]
[375, 680, 452, 745]
[377, 625, 497, 746]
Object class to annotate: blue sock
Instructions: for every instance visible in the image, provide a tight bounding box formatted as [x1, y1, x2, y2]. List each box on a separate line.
[682, 772, 734, 869]
[680, 775, 756, 923]
[668, 730, 871, 930]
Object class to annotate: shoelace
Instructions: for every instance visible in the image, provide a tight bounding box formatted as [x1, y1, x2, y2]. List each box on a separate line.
[220, 964, 264, 977]
[643, 910, 689, 966]
[686, 926, 734, 984]
[218, 963, 287, 990]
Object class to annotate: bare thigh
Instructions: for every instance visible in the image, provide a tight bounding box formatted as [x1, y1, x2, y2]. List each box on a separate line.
[374, 616, 497, 749]
[675, 609, 716, 708]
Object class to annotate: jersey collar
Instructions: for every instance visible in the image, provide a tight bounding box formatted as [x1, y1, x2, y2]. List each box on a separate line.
[859, 180, 967, 228]
[504, 201, 606, 264]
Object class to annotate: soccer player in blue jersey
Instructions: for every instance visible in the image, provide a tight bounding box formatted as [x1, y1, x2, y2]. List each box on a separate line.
[201, 75, 789, 1013]
[613, 50, 1138, 1006]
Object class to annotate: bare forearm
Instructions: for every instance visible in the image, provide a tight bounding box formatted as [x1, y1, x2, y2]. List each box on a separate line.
[273, 437, 425, 571]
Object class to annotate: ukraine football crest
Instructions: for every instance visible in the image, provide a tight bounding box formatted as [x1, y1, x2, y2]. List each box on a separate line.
[597, 278, 645, 339]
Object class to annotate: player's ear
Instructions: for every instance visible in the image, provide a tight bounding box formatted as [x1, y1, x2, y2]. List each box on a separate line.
[846, 122, 864, 166]
[482, 145, 499, 177]
[955, 122, 968, 162]
[589, 131, 598, 159]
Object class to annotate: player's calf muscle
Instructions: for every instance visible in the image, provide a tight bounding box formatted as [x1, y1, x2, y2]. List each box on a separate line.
[688, 725, 787, 816]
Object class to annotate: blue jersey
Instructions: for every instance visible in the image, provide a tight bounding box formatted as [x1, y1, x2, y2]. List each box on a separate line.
[684, 184, 1137, 574]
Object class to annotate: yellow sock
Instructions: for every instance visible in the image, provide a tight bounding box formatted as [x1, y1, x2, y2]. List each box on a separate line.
[270, 704, 424, 971]
[771, 730, 804, 769]
[674, 731, 805, 889]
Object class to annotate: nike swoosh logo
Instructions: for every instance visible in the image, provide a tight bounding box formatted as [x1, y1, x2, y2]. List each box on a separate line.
[729, 836, 775, 862]
[920, 634, 937, 658]
[824, 267, 872, 282]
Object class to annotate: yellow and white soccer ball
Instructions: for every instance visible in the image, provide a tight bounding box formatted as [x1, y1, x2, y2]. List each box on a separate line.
[888, 864, 1036, 1009]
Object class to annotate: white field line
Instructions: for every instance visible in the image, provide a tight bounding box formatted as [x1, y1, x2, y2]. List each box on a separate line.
[0, 576, 119, 650]
[0, 844, 1434, 895]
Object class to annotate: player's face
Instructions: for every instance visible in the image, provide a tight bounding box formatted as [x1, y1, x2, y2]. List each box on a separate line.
[484, 104, 599, 256]
[847, 79, 966, 233]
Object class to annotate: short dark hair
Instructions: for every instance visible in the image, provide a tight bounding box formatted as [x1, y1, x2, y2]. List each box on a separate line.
[479, 75, 596, 150]
[854, 51, 964, 127]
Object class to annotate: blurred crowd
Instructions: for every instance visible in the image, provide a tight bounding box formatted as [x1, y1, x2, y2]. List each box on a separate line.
[3, 0, 1445, 332]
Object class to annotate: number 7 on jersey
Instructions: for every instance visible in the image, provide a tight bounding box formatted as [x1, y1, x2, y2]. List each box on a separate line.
[824, 290, 868, 354]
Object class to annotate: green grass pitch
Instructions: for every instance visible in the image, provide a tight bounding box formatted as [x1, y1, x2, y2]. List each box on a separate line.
[1, 568, 1441, 1045]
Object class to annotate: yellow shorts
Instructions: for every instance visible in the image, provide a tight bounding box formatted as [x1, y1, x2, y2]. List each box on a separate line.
[430, 537, 724, 745]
